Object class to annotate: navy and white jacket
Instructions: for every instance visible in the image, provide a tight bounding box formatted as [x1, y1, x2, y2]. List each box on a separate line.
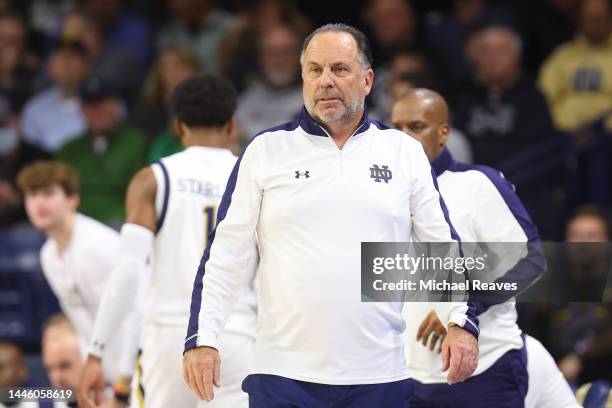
[185, 109, 479, 385]
[404, 148, 544, 382]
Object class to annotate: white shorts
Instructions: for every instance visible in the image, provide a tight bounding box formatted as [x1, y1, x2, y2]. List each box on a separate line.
[524, 335, 581, 408]
[132, 323, 253, 408]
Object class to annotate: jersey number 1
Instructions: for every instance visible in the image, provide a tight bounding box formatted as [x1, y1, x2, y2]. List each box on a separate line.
[203, 206, 217, 249]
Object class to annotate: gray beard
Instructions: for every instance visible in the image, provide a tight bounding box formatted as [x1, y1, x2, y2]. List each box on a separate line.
[305, 97, 362, 126]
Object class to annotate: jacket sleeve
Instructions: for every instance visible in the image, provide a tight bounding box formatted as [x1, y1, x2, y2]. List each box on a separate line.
[185, 139, 263, 352]
[467, 168, 546, 315]
[408, 144, 480, 338]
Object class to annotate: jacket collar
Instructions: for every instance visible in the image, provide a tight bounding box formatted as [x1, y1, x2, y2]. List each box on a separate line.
[431, 147, 455, 176]
[298, 106, 371, 138]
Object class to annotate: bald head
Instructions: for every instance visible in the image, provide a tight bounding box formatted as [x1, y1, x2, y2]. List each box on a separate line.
[391, 88, 450, 161]
[42, 315, 83, 389]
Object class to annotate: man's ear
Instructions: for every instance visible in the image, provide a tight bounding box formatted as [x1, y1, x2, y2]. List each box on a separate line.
[222, 118, 235, 138]
[172, 117, 185, 141]
[439, 123, 450, 147]
[70, 193, 80, 211]
[364, 68, 374, 95]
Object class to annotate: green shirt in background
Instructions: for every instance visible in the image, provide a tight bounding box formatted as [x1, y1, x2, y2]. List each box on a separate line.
[55, 123, 149, 225]
[147, 130, 183, 164]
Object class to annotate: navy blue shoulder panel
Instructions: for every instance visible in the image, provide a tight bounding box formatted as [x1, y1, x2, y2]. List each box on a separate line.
[452, 161, 540, 242]
[251, 118, 300, 139]
[369, 119, 393, 130]
[154, 160, 170, 233]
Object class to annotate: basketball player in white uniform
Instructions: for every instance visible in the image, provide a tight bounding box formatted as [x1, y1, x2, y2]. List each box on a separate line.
[77, 75, 256, 408]
[17, 161, 140, 391]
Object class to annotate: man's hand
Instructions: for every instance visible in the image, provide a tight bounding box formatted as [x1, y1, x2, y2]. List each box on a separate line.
[441, 326, 479, 385]
[78, 355, 106, 408]
[183, 346, 221, 401]
[416, 310, 447, 353]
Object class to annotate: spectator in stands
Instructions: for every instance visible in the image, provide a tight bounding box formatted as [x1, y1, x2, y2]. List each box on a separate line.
[452, 24, 554, 167]
[369, 51, 473, 163]
[552, 206, 612, 384]
[135, 46, 199, 163]
[59, 10, 142, 108]
[157, 0, 235, 74]
[424, 0, 516, 88]
[0, 341, 29, 389]
[55, 77, 148, 224]
[538, 0, 612, 132]
[386, 52, 435, 105]
[17, 162, 140, 391]
[363, 0, 424, 121]
[515, 0, 579, 75]
[79, 0, 152, 74]
[0, 94, 48, 227]
[21, 38, 89, 153]
[218, 0, 311, 91]
[235, 24, 303, 140]
[363, 0, 420, 64]
[41, 314, 83, 390]
[0, 12, 36, 111]
[370, 51, 434, 122]
[27, 0, 76, 39]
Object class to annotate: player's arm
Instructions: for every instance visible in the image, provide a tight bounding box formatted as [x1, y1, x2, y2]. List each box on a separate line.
[78, 168, 157, 408]
[407, 144, 479, 384]
[183, 140, 262, 402]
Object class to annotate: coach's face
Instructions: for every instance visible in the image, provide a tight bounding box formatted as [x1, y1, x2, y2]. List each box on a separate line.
[302, 32, 373, 126]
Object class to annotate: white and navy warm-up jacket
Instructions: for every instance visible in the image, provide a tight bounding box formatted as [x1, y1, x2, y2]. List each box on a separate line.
[404, 148, 545, 383]
[185, 108, 480, 385]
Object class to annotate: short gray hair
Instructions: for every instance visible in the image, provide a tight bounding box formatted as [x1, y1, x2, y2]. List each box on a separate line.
[479, 24, 523, 54]
[300, 23, 373, 70]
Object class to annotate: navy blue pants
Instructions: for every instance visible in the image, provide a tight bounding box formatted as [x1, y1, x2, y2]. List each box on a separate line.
[242, 374, 414, 407]
[409, 347, 528, 408]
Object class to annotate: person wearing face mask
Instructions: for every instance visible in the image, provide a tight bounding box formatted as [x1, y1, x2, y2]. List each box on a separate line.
[0, 94, 48, 227]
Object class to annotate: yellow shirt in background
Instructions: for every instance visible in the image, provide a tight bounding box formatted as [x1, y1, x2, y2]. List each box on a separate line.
[538, 35, 612, 131]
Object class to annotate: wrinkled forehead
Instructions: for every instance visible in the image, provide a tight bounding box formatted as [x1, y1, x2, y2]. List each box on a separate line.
[303, 32, 360, 66]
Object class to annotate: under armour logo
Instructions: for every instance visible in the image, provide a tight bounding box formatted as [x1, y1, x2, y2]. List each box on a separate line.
[369, 164, 392, 183]
[295, 171, 310, 179]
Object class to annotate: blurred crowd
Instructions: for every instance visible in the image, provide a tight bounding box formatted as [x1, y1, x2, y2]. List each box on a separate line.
[0, 0, 611, 395]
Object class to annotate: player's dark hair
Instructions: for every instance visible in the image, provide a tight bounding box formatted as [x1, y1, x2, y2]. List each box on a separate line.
[300, 23, 373, 70]
[171, 74, 237, 128]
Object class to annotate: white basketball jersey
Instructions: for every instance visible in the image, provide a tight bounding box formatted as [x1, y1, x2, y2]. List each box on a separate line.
[148, 146, 257, 338]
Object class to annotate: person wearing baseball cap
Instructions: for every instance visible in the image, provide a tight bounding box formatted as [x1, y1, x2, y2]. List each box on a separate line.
[54, 76, 148, 225]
